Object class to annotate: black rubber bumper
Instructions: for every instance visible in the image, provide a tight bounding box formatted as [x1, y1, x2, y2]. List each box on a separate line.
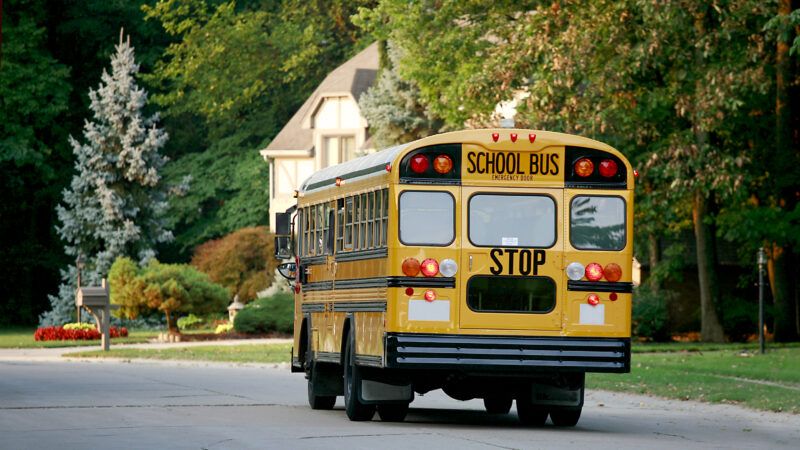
[385, 333, 630, 373]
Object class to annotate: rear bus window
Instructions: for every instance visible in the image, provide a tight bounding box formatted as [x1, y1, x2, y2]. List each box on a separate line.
[570, 196, 626, 250]
[469, 194, 556, 248]
[399, 191, 454, 245]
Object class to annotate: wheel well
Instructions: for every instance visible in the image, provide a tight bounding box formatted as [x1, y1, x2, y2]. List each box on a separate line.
[340, 316, 352, 366]
[299, 317, 309, 367]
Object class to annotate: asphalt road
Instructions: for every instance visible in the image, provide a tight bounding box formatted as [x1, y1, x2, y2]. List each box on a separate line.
[1, 359, 798, 449]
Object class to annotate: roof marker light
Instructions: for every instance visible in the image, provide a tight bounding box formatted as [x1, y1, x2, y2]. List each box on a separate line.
[386, 163, 392, 172]
[335, 177, 344, 186]
[510, 133, 518, 142]
[529, 133, 537, 143]
[492, 133, 499, 142]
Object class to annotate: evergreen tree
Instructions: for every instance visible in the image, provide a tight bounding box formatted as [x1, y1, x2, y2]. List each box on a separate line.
[40, 31, 171, 326]
[359, 42, 444, 149]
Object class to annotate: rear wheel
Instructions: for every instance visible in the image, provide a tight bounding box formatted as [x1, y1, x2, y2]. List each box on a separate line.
[343, 330, 375, 421]
[483, 397, 513, 414]
[307, 366, 337, 410]
[305, 329, 336, 410]
[377, 403, 409, 422]
[516, 398, 548, 426]
[550, 407, 581, 427]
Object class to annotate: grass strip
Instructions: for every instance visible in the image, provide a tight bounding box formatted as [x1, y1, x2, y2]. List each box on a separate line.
[588, 348, 800, 413]
[65, 343, 292, 364]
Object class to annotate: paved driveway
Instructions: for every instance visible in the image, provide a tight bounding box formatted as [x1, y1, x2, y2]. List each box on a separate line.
[1, 358, 797, 449]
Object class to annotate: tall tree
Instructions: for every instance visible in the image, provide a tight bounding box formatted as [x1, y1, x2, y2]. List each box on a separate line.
[40, 32, 171, 326]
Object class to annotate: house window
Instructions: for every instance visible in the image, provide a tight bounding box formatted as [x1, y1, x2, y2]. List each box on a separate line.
[323, 136, 357, 166]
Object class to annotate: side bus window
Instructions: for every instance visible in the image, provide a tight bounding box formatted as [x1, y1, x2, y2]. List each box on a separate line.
[344, 196, 354, 250]
[399, 191, 455, 246]
[570, 195, 626, 251]
[381, 189, 388, 247]
[336, 198, 344, 252]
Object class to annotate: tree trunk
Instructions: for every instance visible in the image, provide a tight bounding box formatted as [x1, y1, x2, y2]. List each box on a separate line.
[768, 245, 799, 341]
[771, 0, 800, 342]
[693, 191, 725, 342]
[648, 233, 660, 292]
[165, 310, 179, 334]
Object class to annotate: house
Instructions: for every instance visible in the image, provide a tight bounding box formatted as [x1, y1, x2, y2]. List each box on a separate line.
[260, 43, 379, 232]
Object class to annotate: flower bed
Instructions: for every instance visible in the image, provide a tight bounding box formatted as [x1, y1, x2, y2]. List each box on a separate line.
[34, 325, 129, 341]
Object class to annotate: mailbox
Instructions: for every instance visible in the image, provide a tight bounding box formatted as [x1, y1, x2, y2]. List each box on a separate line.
[75, 279, 119, 351]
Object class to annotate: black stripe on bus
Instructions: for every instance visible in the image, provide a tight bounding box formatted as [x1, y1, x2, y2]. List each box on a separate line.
[333, 301, 387, 312]
[301, 303, 326, 313]
[335, 277, 387, 289]
[335, 248, 388, 262]
[305, 163, 390, 191]
[300, 255, 327, 266]
[387, 276, 456, 288]
[303, 281, 334, 292]
[567, 280, 633, 293]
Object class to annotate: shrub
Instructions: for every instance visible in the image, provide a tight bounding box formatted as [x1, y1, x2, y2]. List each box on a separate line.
[63, 322, 97, 331]
[233, 292, 293, 334]
[720, 296, 760, 342]
[215, 323, 234, 334]
[632, 285, 673, 341]
[34, 326, 128, 341]
[191, 227, 276, 303]
[177, 314, 205, 331]
[109, 257, 229, 332]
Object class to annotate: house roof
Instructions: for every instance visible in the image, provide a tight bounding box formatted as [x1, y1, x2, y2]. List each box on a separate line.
[262, 43, 379, 155]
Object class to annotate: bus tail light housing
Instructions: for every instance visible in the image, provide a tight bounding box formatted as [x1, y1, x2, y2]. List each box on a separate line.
[421, 259, 439, 277]
[603, 263, 622, 282]
[402, 258, 421, 277]
[585, 263, 603, 281]
[439, 258, 458, 277]
[566, 262, 585, 281]
[587, 293, 600, 306]
[424, 289, 436, 302]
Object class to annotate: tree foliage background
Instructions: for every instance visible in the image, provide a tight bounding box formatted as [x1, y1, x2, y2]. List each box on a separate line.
[1, 0, 373, 325]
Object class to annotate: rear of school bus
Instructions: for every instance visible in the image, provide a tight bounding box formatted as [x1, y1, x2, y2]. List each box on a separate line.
[379, 129, 633, 426]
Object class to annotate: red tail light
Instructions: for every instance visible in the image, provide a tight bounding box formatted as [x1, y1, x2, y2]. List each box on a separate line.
[402, 258, 421, 277]
[424, 290, 436, 302]
[410, 154, 429, 173]
[599, 159, 618, 178]
[420, 258, 439, 277]
[405, 287, 414, 296]
[433, 154, 453, 174]
[574, 158, 594, 177]
[609, 292, 618, 301]
[587, 293, 600, 306]
[585, 263, 603, 281]
[603, 263, 622, 282]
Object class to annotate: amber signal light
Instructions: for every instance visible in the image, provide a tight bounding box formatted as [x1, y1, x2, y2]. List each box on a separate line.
[574, 158, 594, 177]
[402, 258, 421, 277]
[433, 154, 453, 174]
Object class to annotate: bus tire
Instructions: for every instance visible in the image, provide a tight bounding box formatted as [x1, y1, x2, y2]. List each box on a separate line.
[343, 330, 375, 421]
[377, 403, 409, 422]
[483, 396, 512, 414]
[307, 365, 337, 410]
[305, 328, 336, 410]
[516, 399, 548, 426]
[550, 407, 581, 427]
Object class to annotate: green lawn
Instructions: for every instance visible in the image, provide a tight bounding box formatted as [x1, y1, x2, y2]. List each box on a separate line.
[588, 347, 800, 413]
[0, 326, 159, 348]
[65, 343, 292, 364]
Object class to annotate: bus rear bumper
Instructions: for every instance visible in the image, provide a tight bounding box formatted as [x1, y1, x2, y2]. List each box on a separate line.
[385, 333, 630, 373]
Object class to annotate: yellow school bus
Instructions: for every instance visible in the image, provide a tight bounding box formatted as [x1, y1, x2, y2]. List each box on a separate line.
[274, 129, 633, 426]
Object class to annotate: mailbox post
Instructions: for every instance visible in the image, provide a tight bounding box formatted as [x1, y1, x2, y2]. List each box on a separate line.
[76, 278, 119, 351]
